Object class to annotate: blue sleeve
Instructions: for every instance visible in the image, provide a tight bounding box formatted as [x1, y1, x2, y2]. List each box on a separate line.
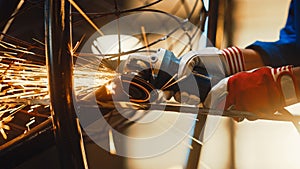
[247, 0, 300, 67]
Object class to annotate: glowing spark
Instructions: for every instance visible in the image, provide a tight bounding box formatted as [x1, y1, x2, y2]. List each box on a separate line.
[0, 41, 35, 55]
[0, 0, 25, 40]
[0, 40, 27, 50]
[108, 129, 117, 155]
[68, 0, 104, 36]
[32, 38, 45, 46]
[192, 71, 212, 81]
[105, 82, 117, 95]
[25, 117, 35, 131]
[141, 26, 155, 78]
[164, 118, 203, 147]
[20, 92, 48, 99]
[0, 128, 8, 140]
[30, 105, 41, 109]
[72, 35, 85, 54]
[0, 115, 14, 140]
[186, 132, 203, 145]
[162, 75, 187, 91]
[160, 73, 178, 90]
[0, 35, 116, 143]
[182, 140, 193, 150]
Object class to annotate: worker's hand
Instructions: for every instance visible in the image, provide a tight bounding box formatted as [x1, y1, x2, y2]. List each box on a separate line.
[173, 47, 231, 104]
[204, 66, 300, 121]
[173, 46, 246, 105]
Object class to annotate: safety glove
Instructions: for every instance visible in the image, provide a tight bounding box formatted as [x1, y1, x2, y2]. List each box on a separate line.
[204, 65, 300, 121]
[173, 46, 246, 104]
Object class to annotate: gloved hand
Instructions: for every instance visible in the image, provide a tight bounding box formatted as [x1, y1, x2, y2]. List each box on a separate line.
[173, 48, 218, 104]
[173, 46, 245, 104]
[204, 66, 300, 121]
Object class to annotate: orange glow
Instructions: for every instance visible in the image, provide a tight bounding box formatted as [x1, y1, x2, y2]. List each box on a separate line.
[105, 81, 117, 95]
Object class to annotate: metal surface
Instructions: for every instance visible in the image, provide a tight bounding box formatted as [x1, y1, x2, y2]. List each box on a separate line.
[207, 0, 219, 47]
[0, 118, 54, 169]
[0, 0, 299, 169]
[186, 0, 219, 168]
[44, 0, 88, 168]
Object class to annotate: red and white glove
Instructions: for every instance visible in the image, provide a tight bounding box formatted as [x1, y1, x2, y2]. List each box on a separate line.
[204, 66, 300, 121]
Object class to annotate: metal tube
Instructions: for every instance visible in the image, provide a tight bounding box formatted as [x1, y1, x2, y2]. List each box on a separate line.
[185, 114, 207, 169]
[207, 0, 219, 46]
[44, 0, 88, 168]
[186, 0, 219, 168]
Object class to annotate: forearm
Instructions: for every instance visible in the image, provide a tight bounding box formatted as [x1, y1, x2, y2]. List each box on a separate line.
[240, 48, 300, 91]
[240, 48, 265, 70]
[293, 67, 300, 91]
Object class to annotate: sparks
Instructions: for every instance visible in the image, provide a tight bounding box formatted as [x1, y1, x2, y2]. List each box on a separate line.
[0, 115, 14, 140]
[105, 81, 117, 95]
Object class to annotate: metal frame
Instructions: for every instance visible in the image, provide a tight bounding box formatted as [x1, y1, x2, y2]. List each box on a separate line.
[44, 0, 221, 168]
[186, 1, 219, 168]
[0, 0, 299, 168]
[44, 0, 87, 168]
